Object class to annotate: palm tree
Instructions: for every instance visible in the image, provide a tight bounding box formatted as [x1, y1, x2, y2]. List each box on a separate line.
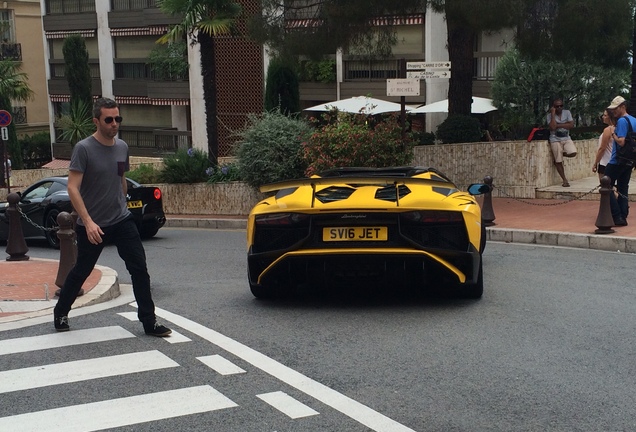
[157, 0, 242, 165]
[0, 60, 33, 183]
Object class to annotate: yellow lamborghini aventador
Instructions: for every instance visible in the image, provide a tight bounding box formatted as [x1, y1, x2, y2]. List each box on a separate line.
[247, 167, 489, 299]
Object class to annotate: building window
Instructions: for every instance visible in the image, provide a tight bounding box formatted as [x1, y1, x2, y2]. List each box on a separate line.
[0, 9, 15, 42]
[46, 0, 96, 15]
[111, 0, 159, 10]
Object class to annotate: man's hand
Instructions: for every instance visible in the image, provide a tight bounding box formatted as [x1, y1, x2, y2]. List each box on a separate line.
[84, 220, 104, 245]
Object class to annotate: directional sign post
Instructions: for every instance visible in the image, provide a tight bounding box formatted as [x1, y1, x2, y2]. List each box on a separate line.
[407, 61, 451, 70]
[406, 62, 451, 80]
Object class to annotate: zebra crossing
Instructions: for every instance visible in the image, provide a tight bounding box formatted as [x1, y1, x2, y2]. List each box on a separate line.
[0, 307, 417, 432]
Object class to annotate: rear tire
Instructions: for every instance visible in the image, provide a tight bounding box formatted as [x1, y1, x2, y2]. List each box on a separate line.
[140, 225, 160, 238]
[460, 259, 483, 299]
[479, 221, 487, 253]
[249, 281, 276, 299]
[44, 209, 60, 249]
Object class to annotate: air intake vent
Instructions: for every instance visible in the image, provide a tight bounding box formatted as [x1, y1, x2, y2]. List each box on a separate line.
[315, 186, 356, 203]
[375, 185, 411, 202]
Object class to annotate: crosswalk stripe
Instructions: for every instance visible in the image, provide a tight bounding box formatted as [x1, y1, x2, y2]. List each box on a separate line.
[0, 385, 238, 432]
[118, 311, 191, 343]
[0, 350, 178, 394]
[257, 391, 319, 419]
[197, 354, 246, 375]
[0, 326, 135, 356]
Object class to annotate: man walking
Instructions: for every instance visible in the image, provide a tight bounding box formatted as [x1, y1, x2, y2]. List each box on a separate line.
[54, 98, 171, 336]
[604, 95, 634, 227]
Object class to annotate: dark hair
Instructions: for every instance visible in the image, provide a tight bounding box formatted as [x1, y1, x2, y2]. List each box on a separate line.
[92, 98, 118, 119]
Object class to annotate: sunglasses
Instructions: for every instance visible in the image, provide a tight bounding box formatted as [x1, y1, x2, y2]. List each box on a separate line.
[104, 116, 123, 124]
[554, 105, 563, 108]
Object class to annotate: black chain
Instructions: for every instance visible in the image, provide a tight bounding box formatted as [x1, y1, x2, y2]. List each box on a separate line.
[492, 184, 601, 206]
[16, 206, 57, 232]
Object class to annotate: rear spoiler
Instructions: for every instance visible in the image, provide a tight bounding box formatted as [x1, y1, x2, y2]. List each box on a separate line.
[259, 176, 459, 208]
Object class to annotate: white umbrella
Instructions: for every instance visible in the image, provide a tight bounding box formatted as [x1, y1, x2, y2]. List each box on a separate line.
[304, 96, 410, 115]
[410, 97, 497, 114]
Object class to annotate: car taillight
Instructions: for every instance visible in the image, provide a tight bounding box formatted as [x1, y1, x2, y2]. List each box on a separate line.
[153, 188, 162, 200]
[401, 211, 463, 223]
[255, 213, 309, 225]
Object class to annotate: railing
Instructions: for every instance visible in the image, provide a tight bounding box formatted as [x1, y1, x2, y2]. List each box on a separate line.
[50, 62, 101, 79]
[111, 0, 159, 10]
[0, 43, 21, 62]
[114, 61, 188, 81]
[11, 106, 26, 124]
[118, 127, 192, 155]
[473, 52, 503, 81]
[45, 0, 96, 14]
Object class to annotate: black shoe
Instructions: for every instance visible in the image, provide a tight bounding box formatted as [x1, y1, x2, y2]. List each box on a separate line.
[54, 316, 70, 332]
[144, 322, 172, 337]
[614, 218, 628, 227]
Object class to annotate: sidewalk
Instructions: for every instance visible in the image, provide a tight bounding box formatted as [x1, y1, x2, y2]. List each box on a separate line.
[2, 175, 635, 322]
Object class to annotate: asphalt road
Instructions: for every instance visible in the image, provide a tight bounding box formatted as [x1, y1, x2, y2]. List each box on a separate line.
[2, 228, 636, 431]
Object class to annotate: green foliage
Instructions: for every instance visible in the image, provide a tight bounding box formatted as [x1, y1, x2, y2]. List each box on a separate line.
[148, 41, 189, 81]
[19, 132, 52, 169]
[303, 113, 414, 176]
[264, 58, 300, 115]
[62, 35, 92, 109]
[235, 110, 312, 188]
[298, 59, 336, 83]
[127, 163, 163, 184]
[491, 49, 629, 138]
[412, 131, 435, 146]
[160, 148, 212, 184]
[56, 99, 95, 146]
[206, 162, 242, 183]
[436, 115, 483, 144]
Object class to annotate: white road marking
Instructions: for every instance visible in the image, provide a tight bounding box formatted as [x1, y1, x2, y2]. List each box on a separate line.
[197, 354, 246, 375]
[0, 385, 237, 432]
[0, 350, 178, 394]
[118, 311, 191, 343]
[257, 391, 319, 419]
[151, 307, 417, 432]
[0, 326, 134, 356]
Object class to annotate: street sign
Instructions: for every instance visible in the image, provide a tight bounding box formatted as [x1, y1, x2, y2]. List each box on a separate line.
[0, 110, 12, 127]
[407, 70, 451, 79]
[1, 127, 7, 141]
[386, 78, 420, 96]
[406, 61, 451, 70]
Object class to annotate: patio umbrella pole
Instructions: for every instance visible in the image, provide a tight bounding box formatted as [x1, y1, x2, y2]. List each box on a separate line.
[400, 58, 406, 139]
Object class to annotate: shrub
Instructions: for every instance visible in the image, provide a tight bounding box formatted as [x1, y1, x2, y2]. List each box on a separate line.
[19, 132, 52, 169]
[413, 131, 435, 146]
[206, 162, 242, 183]
[235, 110, 312, 188]
[160, 148, 211, 183]
[303, 113, 414, 176]
[127, 163, 162, 184]
[264, 58, 300, 115]
[435, 115, 483, 144]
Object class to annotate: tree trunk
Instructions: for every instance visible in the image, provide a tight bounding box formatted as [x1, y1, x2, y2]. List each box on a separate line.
[199, 32, 219, 165]
[446, 17, 476, 117]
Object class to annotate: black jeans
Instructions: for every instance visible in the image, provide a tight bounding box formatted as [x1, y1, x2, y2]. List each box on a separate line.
[54, 215, 156, 324]
[604, 162, 632, 221]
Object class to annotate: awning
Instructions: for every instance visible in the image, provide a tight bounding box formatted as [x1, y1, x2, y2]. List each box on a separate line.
[286, 13, 424, 29]
[45, 30, 96, 39]
[49, 95, 70, 103]
[115, 96, 189, 106]
[110, 26, 169, 37]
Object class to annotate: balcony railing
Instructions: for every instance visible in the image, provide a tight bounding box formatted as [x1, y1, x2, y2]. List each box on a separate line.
[11, 106, 26, 124]
[119, 127, 192, 156]
[111, 0, 159, 10]
[473, 52, 503, 81]
[45, 0, 96, 14]
[0, 43, 21, 61]
[115, 62, 189, 81]
[50, 62, 101, 79]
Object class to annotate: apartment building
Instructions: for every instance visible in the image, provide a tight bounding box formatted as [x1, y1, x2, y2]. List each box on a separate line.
[41, 0, 263, 159]
[1, 0, 49, 136]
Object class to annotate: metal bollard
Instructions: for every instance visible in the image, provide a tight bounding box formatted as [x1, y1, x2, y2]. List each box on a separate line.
[5, 192, 29, 261]
[595, 175, 616, 234]
[54, 211, 83, 296]
[481, 175, 496, 226]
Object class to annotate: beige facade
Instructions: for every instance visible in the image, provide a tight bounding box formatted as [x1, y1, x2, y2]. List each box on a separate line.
[2, 0, 49, 136]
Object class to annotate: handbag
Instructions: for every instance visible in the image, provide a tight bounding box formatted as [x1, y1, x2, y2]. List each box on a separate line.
[616, 117, 636, 165]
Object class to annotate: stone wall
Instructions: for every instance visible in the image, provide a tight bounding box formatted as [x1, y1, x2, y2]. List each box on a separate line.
[413, 138, 597, 198]
[1, 139, 599, 210]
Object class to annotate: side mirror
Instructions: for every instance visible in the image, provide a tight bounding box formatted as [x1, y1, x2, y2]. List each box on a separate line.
[467, 183, 491, 196]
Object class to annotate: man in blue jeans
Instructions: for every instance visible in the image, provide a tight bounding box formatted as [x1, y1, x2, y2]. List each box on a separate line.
[54, 98, 171, 336]
[604, 96, 634, 227]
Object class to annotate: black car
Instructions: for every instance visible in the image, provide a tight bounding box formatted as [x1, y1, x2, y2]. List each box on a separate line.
[0, 176, 166, 248]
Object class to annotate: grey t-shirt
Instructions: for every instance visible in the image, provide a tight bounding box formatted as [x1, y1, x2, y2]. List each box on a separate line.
[546, 109, 574, 142]
[69, 135, 130, 227]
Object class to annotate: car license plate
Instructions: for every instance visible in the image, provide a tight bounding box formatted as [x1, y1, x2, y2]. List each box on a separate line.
[323, 227, 388, 241]
[127, 200, 143, 209]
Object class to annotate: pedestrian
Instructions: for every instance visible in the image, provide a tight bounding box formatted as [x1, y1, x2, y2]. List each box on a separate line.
[546, 98, 577, 187]
[53, 97, 171, 336]
[2, 153, 10, 186]
[592, 110, 615, 181]
[604, 96, 634, 227]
